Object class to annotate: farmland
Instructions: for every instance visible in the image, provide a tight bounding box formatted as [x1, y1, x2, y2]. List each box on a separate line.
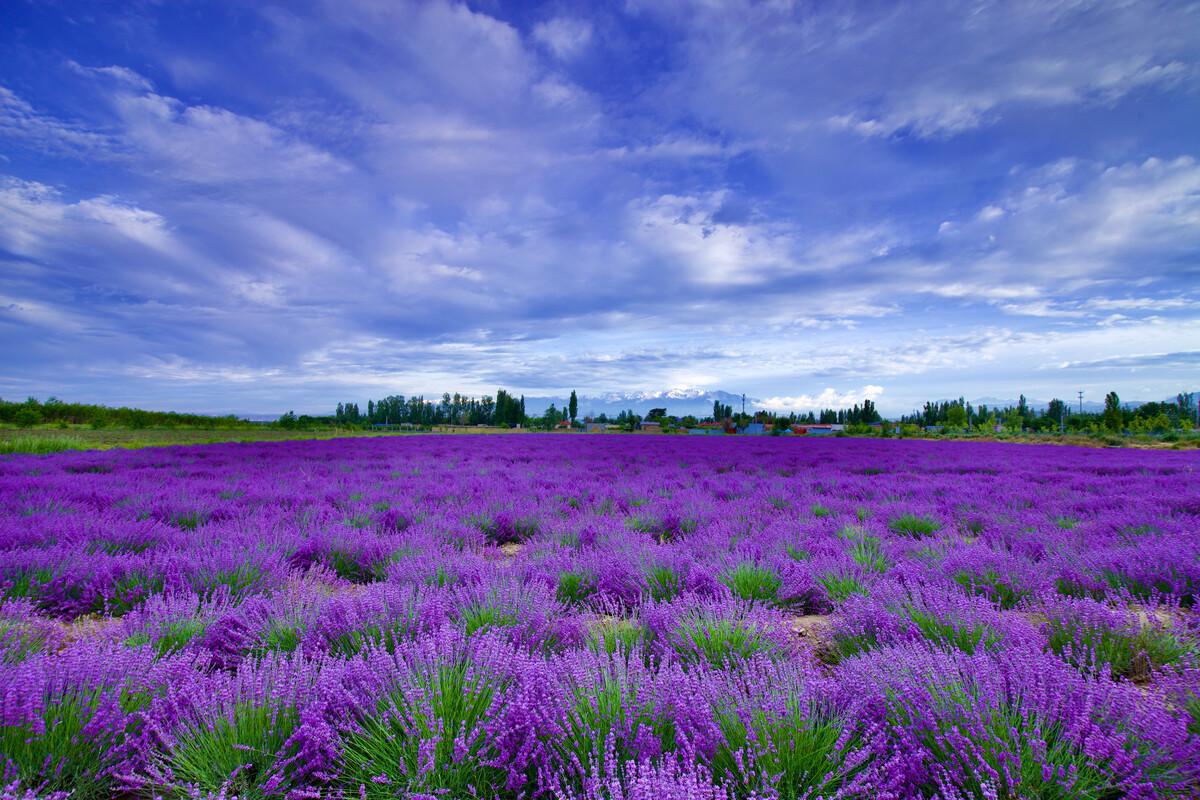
[2, 436, 1199, 798]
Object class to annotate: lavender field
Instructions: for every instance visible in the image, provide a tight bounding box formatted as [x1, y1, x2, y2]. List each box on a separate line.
[2, 436, 1199, 799]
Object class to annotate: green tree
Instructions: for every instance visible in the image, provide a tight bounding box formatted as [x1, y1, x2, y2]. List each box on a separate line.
[568, 390, 578, 423]
[1103, 391, 1123, 432]
[945, 403, 967, 429]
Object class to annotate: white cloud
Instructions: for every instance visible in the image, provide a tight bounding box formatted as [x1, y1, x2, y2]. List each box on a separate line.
[628, 192, 793, 285]
[761, 385, 884, 411]
[532, 17, 593, 60]
[0, 87, 115, 158]
[113, 92, 348, 183]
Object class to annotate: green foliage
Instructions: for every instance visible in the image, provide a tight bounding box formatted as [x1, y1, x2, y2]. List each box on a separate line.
[0, 436, 88, 454]
[818, 572, 866, 604]
[164, 702, 298, 798]
[105, 570, 164, 616]
[460, 604, 517, 638]
[1101, 570, 1195, 607]
[674, 614, 776, 667]
[339, 662, 506, 798]
[888, 514, 940, 538]
[954, 570, 1028, 610]
[0, 619, 47, 663]
[126, 617, 207, 658]
[252, 621, 303, 657]
[721, 562, 782, 603]
[325, 547, 381, 583]
[1045, 618, 1189, 681]
[786, 545, 810, 562]
[199, 563, 263, 602]
[587, 618, 645, 656]
[169, 510, 208, 531]
[907, 608, 998, 655]
[645, 564, 683, 601]
[2, 566, 54, 600]
[328, 607, 422, 657]
[552, 672, 676, 792]
[1, 685, 148, 799]
[811, 504, 832, 519]
[886, 681, 1186, 798]
[710, 699, 860, 800]
[849, 535, 889, 574]
[556, 570, 597, 606]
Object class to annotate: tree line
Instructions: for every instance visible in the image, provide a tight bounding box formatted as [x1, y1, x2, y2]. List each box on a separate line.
[0, 396, 251, 429]
[896, 392, 1198, 434]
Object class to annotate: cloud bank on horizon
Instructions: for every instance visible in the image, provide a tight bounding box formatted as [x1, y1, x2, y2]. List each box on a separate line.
[1, 0, 1197, 415]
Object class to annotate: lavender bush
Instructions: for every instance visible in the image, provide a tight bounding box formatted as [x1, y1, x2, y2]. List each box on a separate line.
[0, 435, 1197, 797]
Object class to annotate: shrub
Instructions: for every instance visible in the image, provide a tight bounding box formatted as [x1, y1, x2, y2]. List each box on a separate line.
[339, 660, 506, 798]
[818, 572, 866, 605]
[721, 562, 782, 603]
[954, 570, 1028, 610]
[888, 514, 940, 538]
[1045, 611, 1189, 681]
[550, 669, 676, 793]
[556, 570, 597, 606]
[850, 536, 888, 574]
[164, 702, 298, 797]
[709, 698, 862, 800]
[674, 612, 777, 667]
[588, 617, 645, 656]
[906, 607, 998, 655]
[645, 564, 683, 602]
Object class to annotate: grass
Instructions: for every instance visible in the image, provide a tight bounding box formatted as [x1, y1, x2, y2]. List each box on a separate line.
[710, 699, 861, 800]
[163, 701, 298, 798]
[645, 564, 683, 601]
[818, 572, 867, 605]
[588, 618, 645, 656]
[125, 617, 208, 658]
[553, 671, 676, 793]
[1045, 618, 1190, 681]
[339, 661, 506, 799]
[674, 613, 776, 667]
[0, 426, 436, 453]
[954, 570, 1028, 610]
[0, 684, 146, 800]
[556, 570, 597, 606]
[721, 562, 782, 603]
[907, 607, 998, 655]
[888, 514, 941, 538]
[460, 604, 518, 637]
[0, 435, 88, 454]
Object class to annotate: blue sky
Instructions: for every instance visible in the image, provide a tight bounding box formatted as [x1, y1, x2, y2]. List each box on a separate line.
[1, 1, 1198, 416]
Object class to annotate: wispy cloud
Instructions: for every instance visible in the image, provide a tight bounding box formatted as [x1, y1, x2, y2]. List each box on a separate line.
[0, 0, 1197, 413]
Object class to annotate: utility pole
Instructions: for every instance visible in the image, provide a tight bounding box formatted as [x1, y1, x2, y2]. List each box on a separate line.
[741, 393, 746, 417]
[1077, 391, 1084, 416]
